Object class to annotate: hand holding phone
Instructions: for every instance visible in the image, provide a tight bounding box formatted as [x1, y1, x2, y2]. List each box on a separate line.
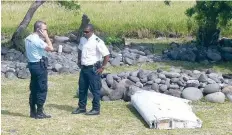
[38, 29, 48, 38]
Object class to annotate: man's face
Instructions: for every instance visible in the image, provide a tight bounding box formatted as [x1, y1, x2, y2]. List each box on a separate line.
[83, 27, 93, 39]
[40, 24, 47, 33]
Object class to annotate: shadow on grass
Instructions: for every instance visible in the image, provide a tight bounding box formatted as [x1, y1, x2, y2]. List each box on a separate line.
[47, 104, 75, 112]
[1, 110, 28, 117]
[126, 104, 149, 128]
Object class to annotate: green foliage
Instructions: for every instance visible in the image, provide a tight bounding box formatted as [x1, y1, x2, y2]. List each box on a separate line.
[186, 1, 232, 46]
[105, 36, 123, 45]
[57, 0, 80, 10]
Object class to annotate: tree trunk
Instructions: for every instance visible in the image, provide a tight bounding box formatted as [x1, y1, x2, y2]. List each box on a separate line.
[75, 14, 90, 43]
[11, 1, 46, 52]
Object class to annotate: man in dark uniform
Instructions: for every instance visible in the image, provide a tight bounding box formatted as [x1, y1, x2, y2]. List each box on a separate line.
[25, 20, 54, 119]
[72, 24, 110, 115]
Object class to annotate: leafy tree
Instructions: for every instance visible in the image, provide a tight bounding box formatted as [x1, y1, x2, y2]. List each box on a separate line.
[11, 0, 81, 52]
[186, 1, 232, 47]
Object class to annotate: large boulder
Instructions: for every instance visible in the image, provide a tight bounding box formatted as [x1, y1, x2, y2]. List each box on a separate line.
[203, 84, 220, 94]
[205, 92, 225, 103]
[181, 87, 203, 101]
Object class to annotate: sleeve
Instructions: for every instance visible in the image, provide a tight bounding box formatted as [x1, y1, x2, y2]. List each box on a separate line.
[78, 37, 87, 50]
[35, 38, 47, 49]
[96, 40, 110, 57]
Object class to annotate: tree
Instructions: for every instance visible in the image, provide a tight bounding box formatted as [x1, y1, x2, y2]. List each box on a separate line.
[11, 0, 82, 52]
[186, 1, 232, 47]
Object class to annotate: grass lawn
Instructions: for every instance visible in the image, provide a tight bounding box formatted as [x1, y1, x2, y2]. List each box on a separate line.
[1, 63, 232, 135]
[2, 1, 232, 38]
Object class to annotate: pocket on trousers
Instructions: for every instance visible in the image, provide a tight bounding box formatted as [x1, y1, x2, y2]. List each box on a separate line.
[38, 79, 47, 92]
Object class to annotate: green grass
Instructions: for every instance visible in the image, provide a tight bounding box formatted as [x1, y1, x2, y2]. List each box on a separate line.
[2, 63, 232, 135]
[2, 1, 232, 39]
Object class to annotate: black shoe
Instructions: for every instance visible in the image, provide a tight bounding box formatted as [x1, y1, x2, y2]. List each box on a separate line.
[36, 105, 51, 119]
[85, 109, 100, 115]
[36, 112, 51, 119]
[71, 108, 86, 114]
[30, 112, 36, 118]
[29, 104, 36, 118]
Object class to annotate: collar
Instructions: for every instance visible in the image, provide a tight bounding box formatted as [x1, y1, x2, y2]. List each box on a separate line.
[88, 33, 96, 41]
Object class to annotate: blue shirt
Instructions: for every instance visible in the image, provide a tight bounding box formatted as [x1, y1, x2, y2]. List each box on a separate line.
[25, 34, 47, 62]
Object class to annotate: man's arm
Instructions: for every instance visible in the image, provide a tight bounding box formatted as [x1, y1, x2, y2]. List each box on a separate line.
[96, 55, 109, 74]
[40, 30, 53, 51]
[101, 55, 110, 69]
[44, 36, 53, 51]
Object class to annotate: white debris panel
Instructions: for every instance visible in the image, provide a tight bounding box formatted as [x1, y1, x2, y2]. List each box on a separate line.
[131, 90, 202, 129]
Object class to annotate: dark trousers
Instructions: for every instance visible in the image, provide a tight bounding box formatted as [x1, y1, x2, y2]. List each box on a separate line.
[78, 66, 101, 111]
[28, 62, 48, 107]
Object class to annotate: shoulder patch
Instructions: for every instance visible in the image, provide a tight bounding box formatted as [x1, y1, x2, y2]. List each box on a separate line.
[96, 38, 100, 42]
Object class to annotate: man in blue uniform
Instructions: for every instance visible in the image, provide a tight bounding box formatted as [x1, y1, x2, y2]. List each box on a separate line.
[72, 24, 110, 115]
[25, 20, 54, 119]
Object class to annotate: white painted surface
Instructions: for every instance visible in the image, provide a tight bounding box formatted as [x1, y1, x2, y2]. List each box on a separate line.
[131, 90, 202, 129]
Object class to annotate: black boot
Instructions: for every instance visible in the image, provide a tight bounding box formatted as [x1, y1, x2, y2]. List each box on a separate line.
[36, 104, 51, 119]
[30, 104, 36, 118]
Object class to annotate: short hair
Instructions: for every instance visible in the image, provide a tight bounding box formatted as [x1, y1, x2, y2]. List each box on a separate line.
[34, 20, 46, 32]
[84, 24, 94, 32]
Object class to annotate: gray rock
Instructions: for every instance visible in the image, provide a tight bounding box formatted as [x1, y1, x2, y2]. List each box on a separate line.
[58, 67, 70, 74]
[226, 94, 232, 102]
[182, 87, 203, 101]
[17, 68, 30, 79]
[198, 74, 208, 82]
[151, 83, 159, 91]
[62, 45, 73, 53]
[101, 79, 113, 96]
[222, 52, 232, 61]
[165, 72, 181, 78]
[129, 70, 139, 77]
[54, 36, 69, 43]
[1, 46, 9, 55]
[140, 77, 148, 83]
[171, 78, 179, 83]
[53, 63, 62, 72]
[111, 56, 121, 66]
[135, 82, 143, 88]
[137, 56, 148, 63]
[5, 71, 17, 79]
[124, 57, 134, 65]
[154, 78, 161, 84]
[159, 85, 168, 92]
[207, 52, 221, 61]
[128, 76, 140, 83]
[165, 89, 181, 98]
[203, 84, 220, 94]
[106, 74, 114, 87]
[102, 96, 111, 101]
[186, 80, 200, 88]
[169, 84, 179, 89]
[207, 78, 216, 84]
[158, 73, 166, 79]
[222, 86, 232, 94]
[205, 92, 225, 103]
[221, 47, 232, 53]
[123, 85, 142, 101]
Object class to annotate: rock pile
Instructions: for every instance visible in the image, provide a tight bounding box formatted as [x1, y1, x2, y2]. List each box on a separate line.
[163, 38, 232, 63]
[97, 68, 232, 103]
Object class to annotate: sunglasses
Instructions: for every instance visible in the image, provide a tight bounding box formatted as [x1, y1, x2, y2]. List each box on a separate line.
[83, 31, 90, 34]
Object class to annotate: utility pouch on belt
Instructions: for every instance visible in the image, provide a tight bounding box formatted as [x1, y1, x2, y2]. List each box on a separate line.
[40, 56, 48, 68]
[94, 61, 101, 69]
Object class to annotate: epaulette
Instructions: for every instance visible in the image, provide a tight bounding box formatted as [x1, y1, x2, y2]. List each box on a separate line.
[96, 38, 100, 42]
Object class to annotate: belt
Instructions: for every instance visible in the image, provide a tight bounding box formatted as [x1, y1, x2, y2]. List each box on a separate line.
[82, 65, 94, 68]
[28, 62, 40, 65]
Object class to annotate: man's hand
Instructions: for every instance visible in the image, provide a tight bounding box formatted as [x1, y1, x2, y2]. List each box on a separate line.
[96, 67, 104, 74]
